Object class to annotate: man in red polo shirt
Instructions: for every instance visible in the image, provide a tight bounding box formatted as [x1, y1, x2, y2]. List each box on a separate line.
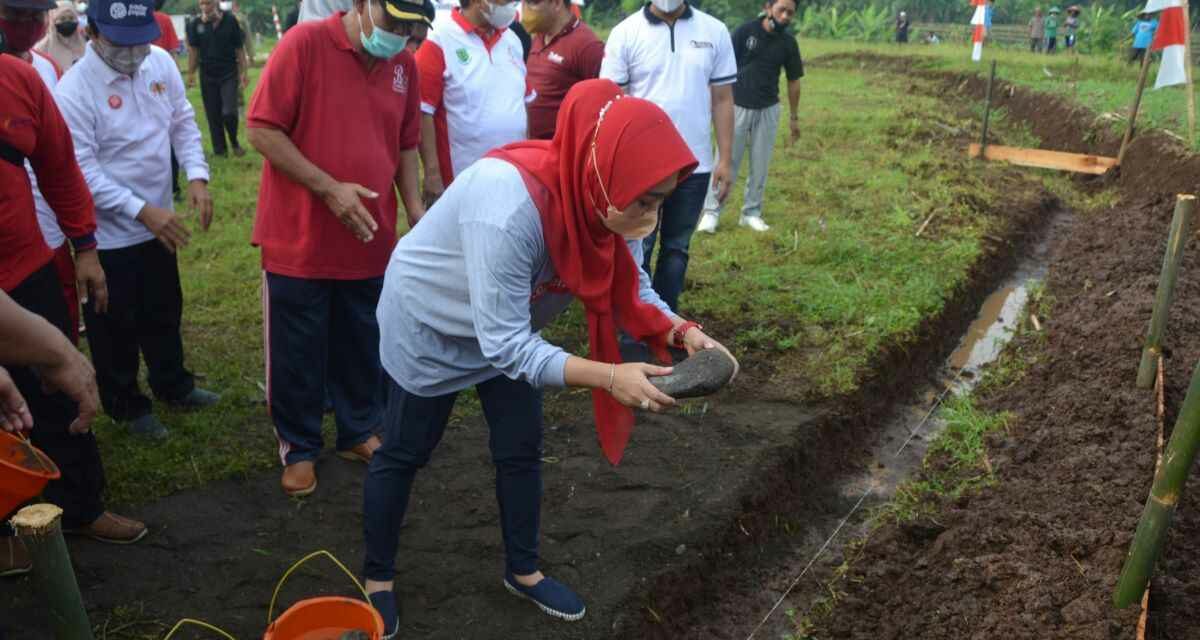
[246, 0, 430, 498]
[521, 0, 603, 140]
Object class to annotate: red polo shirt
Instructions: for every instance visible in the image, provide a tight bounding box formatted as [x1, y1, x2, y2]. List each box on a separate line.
[153, 12, 181, 52]
[0, 54, 95, 293]
[247, 13, 421, 280]
[526, 19, 603, 140]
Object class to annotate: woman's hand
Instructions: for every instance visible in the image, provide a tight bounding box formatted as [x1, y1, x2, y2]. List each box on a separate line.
[610, 362, 676, 412]
[680, 327, 740, 382]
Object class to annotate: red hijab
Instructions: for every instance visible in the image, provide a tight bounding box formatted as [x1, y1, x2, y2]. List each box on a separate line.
[487, 80, 698, 465]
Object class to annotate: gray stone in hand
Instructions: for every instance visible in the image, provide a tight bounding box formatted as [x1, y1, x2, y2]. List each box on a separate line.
[649, 349, 736, 399]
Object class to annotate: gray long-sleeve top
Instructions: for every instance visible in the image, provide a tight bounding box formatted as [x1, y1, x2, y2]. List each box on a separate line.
[377, 157, 676, 397]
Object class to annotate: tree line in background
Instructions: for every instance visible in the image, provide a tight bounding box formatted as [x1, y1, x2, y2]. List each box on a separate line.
[156, 0, 1183, 54]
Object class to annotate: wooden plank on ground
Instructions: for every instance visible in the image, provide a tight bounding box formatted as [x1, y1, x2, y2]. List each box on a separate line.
[967, 143, 1117, 174]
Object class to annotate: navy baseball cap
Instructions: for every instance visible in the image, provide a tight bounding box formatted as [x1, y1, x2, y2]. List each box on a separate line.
[87, 0, 161, 45]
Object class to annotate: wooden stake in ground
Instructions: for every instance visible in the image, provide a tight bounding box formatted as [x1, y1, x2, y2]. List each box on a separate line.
[979, 59, 997, 155]
[1119, 49, 1155, 167]
[1186, 0, 1197, 146]
[1137, 194, 1196, 389]
[1114, 358, 1200, 608]
[10, 504, 94, 640]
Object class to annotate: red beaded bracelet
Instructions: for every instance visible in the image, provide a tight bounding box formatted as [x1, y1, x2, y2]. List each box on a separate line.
[671, 321, 703, 349]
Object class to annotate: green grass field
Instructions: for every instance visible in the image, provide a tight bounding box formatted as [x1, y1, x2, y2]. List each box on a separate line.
[92, 48, 1053, 506]
[802, 37, 1200, 143]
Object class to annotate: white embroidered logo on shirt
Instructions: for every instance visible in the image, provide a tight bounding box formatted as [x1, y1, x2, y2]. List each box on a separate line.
[392, 64, 408, 94]
[109, 2, 127, 18]
[548, 52, 564, 65]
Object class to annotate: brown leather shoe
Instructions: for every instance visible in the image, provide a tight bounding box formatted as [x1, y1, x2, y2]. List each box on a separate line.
[337, 435, 382, 464]
[65, 511, 147, 545]
[0, 538, 32, 577]
[282, 461, 317, 497]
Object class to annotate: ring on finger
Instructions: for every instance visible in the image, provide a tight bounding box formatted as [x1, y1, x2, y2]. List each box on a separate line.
[640, 398, 650, 410]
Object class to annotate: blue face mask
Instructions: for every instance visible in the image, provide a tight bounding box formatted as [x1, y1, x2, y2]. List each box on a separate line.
[358, 0, 409, 59]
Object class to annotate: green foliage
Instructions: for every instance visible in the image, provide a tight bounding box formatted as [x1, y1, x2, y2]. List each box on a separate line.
[800, 5, 893, 42]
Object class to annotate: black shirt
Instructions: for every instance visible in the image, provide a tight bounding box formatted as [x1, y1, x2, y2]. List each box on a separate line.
[187, 11, 244, 80]
[730, 18, 803, 110]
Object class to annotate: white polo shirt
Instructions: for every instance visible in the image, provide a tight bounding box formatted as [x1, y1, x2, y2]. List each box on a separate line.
[415, 8, 533, 185]
[55, 44, 209, 250]
[26, 52, 67, 251]
[600, 3, 736, 174]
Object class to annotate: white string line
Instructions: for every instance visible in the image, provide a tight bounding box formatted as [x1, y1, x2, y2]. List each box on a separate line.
[745, 487, 873, 640]
[894, 369, 964, 457]
[748, 367, 967, 638]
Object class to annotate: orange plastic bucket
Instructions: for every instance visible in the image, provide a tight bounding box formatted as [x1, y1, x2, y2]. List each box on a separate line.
[0, 430, 60, 518]
[262, 596, 383, 640]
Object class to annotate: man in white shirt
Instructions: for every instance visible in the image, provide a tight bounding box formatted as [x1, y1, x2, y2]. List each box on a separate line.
[56, 0, 220, 440]
[414, 0, 532, 204]
[600, 0, 735, 312]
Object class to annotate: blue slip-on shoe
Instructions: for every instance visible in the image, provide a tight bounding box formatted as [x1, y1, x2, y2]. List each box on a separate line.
[129, 414, 169, 440]
[503, 572, 586, 621]
[368, 590, 399, 639]
[170, 387, 221, 409]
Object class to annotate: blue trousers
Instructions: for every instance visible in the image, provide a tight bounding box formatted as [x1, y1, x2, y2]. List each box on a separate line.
[642, 171, 711, 312]
[265, 273, 383, 465]
[363, 374, 544, 581]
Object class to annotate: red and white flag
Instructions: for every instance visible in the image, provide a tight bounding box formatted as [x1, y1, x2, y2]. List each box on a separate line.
[969, 0, 987, 61]
[1145, 0, 1189, 88]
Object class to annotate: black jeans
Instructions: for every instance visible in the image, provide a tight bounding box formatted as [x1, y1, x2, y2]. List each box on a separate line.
[3, 262, 105, 533]
[641, 171, 711, 312]
[363, 374, 544, 581]
[83, 240, 194, 421]
[265, 273, 383, 465]
[199, 73, 240, 154]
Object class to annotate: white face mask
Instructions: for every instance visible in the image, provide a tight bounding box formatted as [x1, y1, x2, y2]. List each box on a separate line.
[650, 0, 683, 13]
[219, 1, 233, 10]
[483, 0, 517, 28]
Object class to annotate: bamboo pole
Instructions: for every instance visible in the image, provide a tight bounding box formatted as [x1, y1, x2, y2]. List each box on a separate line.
[1119, 49, 1155, 167]
[10, 504, 94, 639]
[980, 60, 997, 155]
[1187, 0, 1196, 147]
[1137, 195, 1196, 388]
[1114, 358, 1200, 608]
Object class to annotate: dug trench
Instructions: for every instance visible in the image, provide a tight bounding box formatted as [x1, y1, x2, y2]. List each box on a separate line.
[769, 53, 1200, 640]
[1, 65, 1060, 639]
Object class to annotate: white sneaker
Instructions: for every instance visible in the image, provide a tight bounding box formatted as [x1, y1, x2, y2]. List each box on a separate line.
[696, 212, 719, 234]
[738, 216, 770, 232]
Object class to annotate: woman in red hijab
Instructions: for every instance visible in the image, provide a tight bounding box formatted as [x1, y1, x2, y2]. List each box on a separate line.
[364, 79, 738, 634]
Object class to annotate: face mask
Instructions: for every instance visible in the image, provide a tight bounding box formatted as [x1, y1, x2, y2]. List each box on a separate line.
[650, 0, 683, 14]
[358, 0, 409, 59]
[519, 3, 551, 34]
[93, 40, 151, 75]
[56, 20, 79, 37]
[219, 1, 233, 10]
[768, 16, 789, 32]
[483, 0, 517, 29]
[0, 16, 48, 53]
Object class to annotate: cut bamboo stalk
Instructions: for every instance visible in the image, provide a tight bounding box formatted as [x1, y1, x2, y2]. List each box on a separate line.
[1137, 195, 1197, 388]
[10, 504, 94, 639]
[980, 60, 997, 155]
[1114, 358, 1200, 608]
[1119, 50, 1154, 167]
[1136, 357, 1167, 639]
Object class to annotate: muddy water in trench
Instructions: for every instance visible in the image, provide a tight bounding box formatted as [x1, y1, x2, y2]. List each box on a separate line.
[744, 215, 1060, 640]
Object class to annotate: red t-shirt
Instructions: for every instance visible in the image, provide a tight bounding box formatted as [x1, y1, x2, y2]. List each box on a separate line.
[153, 12, 181, 53]
[0, 54, 95, 292]
[526, 19, 604, 140]
[247, 14, 421, 280]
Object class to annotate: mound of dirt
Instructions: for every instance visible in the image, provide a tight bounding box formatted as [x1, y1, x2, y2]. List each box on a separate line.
[807, 193, 1200, 638]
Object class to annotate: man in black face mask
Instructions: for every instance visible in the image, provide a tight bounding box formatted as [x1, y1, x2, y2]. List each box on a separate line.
[696, 0, 803, 235]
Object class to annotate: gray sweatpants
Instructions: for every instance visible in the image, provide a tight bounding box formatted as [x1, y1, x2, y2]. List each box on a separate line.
[703, 103, 782, 220]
